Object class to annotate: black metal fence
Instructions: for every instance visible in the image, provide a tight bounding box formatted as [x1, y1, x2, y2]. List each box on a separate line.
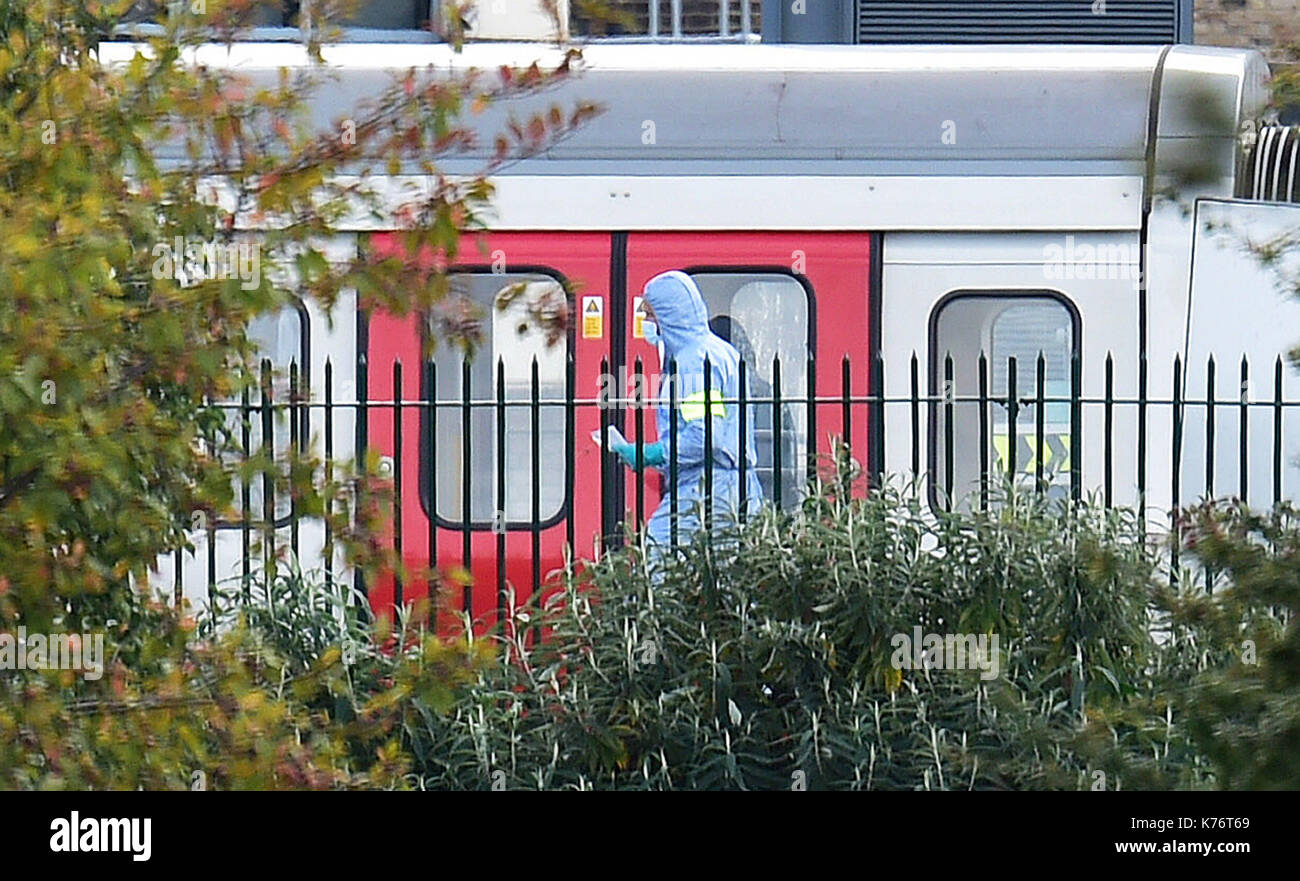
[168, 348, 1300, 625]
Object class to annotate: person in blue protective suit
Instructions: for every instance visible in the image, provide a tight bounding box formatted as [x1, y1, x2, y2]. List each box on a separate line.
[608, 270, 763, 551]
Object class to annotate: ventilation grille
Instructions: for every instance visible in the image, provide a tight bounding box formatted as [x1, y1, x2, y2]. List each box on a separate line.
[856, 0, 1179, 44]
[1243, 125, 1300, 203]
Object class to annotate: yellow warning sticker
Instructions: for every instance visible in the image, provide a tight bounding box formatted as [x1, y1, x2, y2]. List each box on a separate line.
[582, 296, 604, 339]
[632, 296, 646, 339]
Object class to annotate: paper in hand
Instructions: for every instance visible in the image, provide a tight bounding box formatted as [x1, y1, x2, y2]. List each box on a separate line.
[590, 426, 628, 449]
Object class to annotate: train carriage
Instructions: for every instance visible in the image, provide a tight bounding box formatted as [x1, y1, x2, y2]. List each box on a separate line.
[119, 40, 1300, 626]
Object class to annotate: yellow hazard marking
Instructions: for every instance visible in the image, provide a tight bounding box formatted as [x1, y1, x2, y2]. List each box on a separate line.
[582, 296, 603, 339]
[993, 432, 1072, 474]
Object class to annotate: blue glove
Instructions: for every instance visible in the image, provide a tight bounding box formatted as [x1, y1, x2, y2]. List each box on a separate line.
[611, 440, 667, 469]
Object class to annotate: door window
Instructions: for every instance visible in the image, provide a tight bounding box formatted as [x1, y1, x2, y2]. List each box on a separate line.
[422, 271, 569, 527]
[931, 292, 1078, 506]
[685, 271, 812, 508]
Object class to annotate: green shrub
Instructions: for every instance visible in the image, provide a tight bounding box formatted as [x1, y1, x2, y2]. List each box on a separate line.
[0, 564, 488, 790]
[19, 481, 1291, 790]
[1165, 501, 1300, 790]
[405, 479, 1210, 790]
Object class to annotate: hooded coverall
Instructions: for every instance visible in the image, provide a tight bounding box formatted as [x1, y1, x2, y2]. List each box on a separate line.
[610, 271, 764, 549]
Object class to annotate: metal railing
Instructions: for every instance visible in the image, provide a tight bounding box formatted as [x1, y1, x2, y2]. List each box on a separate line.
[164, 348, 1300, 630]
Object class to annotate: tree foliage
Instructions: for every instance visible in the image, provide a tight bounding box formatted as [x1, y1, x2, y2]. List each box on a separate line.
[0, 0, 596, 623]
[0, 0, 597, 788]
[1168, 502, 1300, 790]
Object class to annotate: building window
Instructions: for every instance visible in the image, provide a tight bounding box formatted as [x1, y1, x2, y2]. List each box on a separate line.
[688, 271, 812, 508]
[930, 292, 1078, 507]
[422, 271, 569, 527]
[117, 1, 432, 37]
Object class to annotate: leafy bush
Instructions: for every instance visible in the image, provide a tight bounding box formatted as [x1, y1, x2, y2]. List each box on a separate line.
[1163, 501, 1300, 790]
[401, 479, 1210, 790]
[14, 481, 1294, 790]
[0, 563, 488, 790]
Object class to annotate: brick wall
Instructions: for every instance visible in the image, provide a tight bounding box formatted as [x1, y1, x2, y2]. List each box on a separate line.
[1196, 0, 1300, 60]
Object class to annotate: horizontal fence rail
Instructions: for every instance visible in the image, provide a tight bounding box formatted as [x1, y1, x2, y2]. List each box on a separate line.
[162, 349, 1300, 632]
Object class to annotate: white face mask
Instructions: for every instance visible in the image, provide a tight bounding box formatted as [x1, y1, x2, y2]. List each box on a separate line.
[642, 320, 660, 346]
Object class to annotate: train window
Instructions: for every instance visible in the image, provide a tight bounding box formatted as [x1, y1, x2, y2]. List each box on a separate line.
[689, 271, 812, 509]
[214, 303, 309, 527]
[248, 308, 307, 373]
[930, 292, 1078, 507]
[424, 272, 569, 527]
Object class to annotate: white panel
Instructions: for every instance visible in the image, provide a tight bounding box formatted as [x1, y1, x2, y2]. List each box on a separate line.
[880, 236, 1141, 510]
[150, 236, 361, 615]
[325, 175, 1143, 232]
[885, 231, 1142, 264]
[97, 40, 1169, 76]
[1182, 199, 1300, 508]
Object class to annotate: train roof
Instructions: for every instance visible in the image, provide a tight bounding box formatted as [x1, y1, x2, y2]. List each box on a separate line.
[98, 40, 1268, 179]
[100, 41, 1268, 179]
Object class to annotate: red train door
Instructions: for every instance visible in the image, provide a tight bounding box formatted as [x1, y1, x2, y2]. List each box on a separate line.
[365, 231, 611, 633]
[617, 232, 875, 532]
[363, 230, 874, 632]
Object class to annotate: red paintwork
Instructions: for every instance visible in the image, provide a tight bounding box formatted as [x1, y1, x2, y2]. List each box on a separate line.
[364, 231, 609, 634]
[624, 232, 874, 524]
[365, 230, 873, 634]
